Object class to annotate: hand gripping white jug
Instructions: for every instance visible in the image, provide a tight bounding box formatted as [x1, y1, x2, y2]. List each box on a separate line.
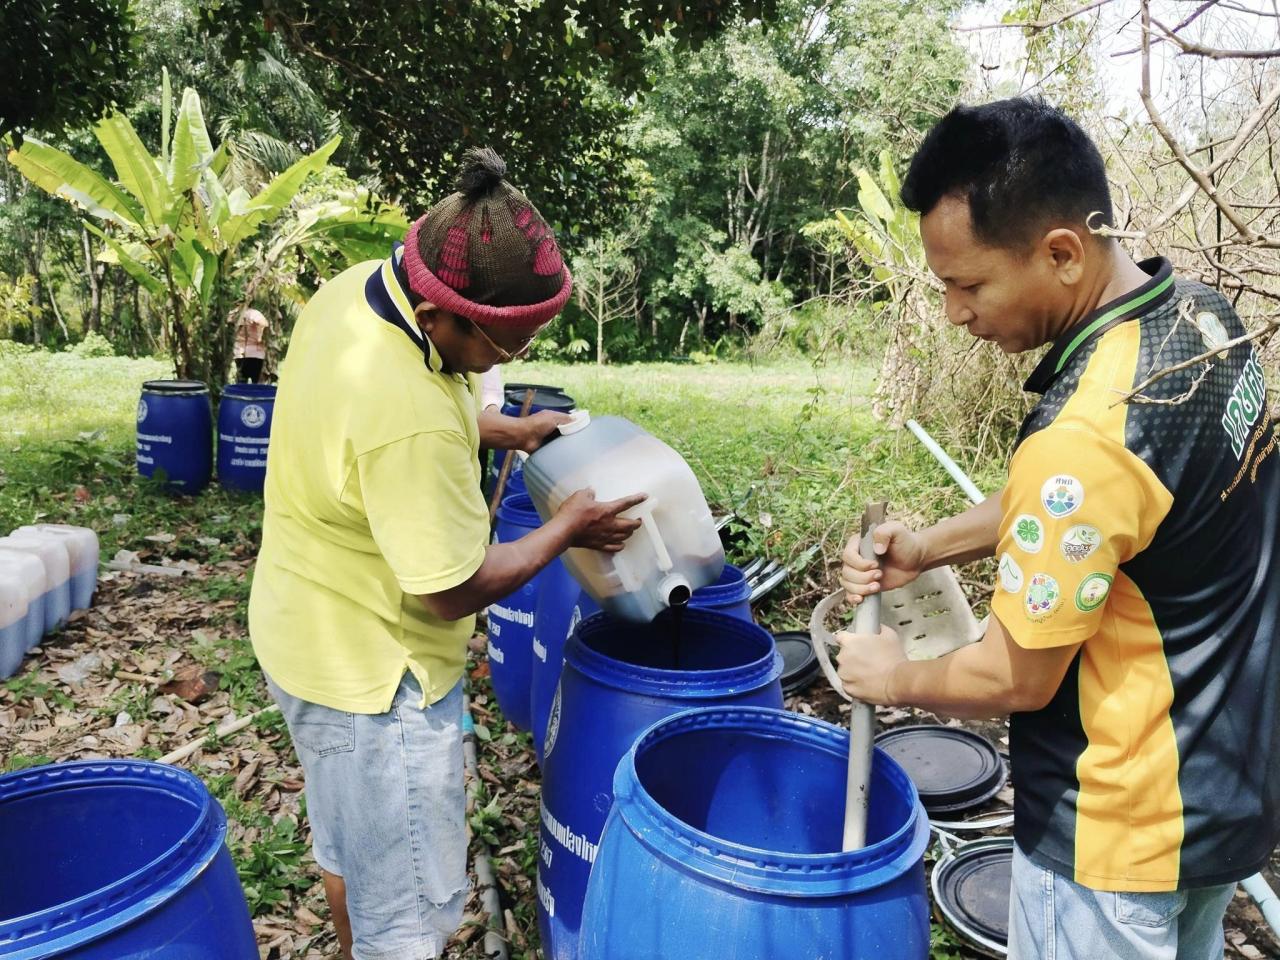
[522, 413, 724, 622]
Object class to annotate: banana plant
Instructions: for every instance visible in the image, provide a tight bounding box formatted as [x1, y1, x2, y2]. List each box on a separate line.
[7, 71, 342, 385]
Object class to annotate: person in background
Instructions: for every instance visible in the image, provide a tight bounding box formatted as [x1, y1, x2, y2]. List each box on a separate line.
[836, 98, 1280, 959]
[233, 306, 269, 383]
[249, 147, 643, 960]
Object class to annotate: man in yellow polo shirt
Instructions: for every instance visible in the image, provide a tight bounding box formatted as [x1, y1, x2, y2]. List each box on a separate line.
[837, 99, 1279, 958]
[249, 148, 642, 960]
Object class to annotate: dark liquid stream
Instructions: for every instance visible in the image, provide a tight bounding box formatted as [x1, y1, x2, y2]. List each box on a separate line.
[669, 601, 686, 669]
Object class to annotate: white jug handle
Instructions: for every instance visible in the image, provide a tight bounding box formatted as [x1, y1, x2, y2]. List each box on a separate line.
[638, 501, 673, 572]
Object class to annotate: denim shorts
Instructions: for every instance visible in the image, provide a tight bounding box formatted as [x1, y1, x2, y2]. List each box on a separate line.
[1008, 843, 1236, 960]
[266, 671, 468, 960]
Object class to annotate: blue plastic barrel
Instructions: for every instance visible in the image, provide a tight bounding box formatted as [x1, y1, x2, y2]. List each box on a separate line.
[136, 380, 213, 493]
[488, 495, 549, 731]
[531, 571, 598, 763]
[537, 609, 784, 960]
[689, 562, 752, 621]
[579, 706, 931, 960]
[217, 384, 276, 493]
[0, 760, 258, 958]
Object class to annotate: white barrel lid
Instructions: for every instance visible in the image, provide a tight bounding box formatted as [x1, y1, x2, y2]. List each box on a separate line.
[557, 409, 592, 436]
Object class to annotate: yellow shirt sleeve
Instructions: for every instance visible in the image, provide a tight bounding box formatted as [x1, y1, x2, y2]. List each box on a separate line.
[353, 430, 489, 595]
[992, 426, 1170, 649]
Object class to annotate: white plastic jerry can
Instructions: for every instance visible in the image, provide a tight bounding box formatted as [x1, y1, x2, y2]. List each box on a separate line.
[0, 549, 45, 652]
[0, 533, 71, 634]
[0, 568, 31, 679]
[522, 413, 725, 622]
[15, 524, 98, 610]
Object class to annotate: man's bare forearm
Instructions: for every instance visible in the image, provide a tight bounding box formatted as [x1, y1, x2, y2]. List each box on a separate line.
[419, 515, 575, 620]
[478, 410, 528, 450]
[920, 488, 1004, 569]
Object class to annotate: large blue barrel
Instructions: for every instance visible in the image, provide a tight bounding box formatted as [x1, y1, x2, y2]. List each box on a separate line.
[136, 380, 213, 493]
[689, 562, 752, 621]
[531, 569, 598, 763]
[488, 495, 547, 730]
[537, 609, 784, 960]
[217, 384, 276, 493]
[0, 760, 258, 958]
[580, 707, 931, 960]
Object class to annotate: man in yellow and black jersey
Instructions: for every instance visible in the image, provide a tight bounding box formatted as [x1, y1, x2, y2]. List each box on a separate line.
[837, 98, 1279, 959]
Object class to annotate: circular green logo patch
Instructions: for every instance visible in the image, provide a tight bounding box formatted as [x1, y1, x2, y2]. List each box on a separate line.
[1075, 573, 1113, 612]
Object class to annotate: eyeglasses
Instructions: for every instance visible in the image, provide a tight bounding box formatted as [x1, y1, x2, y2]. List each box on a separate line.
[469, 319, 536, 362]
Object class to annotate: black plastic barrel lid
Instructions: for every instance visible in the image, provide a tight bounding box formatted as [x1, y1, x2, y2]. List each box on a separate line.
[503, 383, 574, 411]
[874, 725, 1005, 814]
[934, 838, 1013, 951]
[143, 379, 208, 394]
[772, 631, 820, 696]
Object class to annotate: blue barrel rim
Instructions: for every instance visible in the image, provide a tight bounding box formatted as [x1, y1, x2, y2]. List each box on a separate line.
[610, 706, 929, 897]
[220, 383, 278, 401]
[690, 563, 750, 607]
[496, 493, 541, 529]
[0, 760, 228, 951]
[566, 609, 782, 698]
[142, 379, 209, 395]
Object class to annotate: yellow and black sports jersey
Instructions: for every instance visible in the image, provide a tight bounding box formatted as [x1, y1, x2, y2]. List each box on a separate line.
[991, 257, 1280, 892]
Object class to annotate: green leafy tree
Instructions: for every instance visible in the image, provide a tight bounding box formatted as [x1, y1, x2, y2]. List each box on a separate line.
[7, 77, 354, 385]
[0, 0, 138, 141]
[203, 0, 778, 225]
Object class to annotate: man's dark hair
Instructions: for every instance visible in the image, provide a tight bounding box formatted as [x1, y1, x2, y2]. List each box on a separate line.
[901, 98, 1114, 250]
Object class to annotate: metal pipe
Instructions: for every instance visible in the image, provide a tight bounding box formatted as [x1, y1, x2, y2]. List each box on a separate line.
[905, 419, 987, 505]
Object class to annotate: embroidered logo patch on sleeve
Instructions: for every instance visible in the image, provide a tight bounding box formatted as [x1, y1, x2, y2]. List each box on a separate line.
[1041, 476, 1084, 518]
[1060, 524, 1101, 564]
[1012, 514, 1045, 554]
[1075, 572, 1113, 612]
[1025, 573, 1062, 620]
[999, 552, 1025, 593]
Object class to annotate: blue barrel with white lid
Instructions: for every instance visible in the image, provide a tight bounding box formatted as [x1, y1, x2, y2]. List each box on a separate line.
[15, 525, 98, 611]
[217, 384, 276, 493]
[0, 532, 70, 635]
[579, 706, 931, 960]
[0, 550, 44, 652]
[136, 380, 213, 493]
[0, 759, 258, 958]
[487, 494, 548, 730]
[537, 608, 784, 960]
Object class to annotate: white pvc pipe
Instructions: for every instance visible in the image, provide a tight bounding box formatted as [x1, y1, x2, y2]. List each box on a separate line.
[1241, 872, 1280, 939]
[905, 419, 987, 505]
[843, 527, 881, 851]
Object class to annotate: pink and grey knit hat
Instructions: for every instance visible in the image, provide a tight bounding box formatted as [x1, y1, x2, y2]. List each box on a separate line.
[402, 148, 572, 335]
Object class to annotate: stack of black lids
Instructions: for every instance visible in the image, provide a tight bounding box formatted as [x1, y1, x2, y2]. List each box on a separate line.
[771, 631, 820, 696]
[874, 725, 1006, 815]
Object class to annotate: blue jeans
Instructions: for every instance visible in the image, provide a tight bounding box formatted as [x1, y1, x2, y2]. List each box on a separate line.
[267, 672, 468, 960]
[1009, 844, 1236, 960]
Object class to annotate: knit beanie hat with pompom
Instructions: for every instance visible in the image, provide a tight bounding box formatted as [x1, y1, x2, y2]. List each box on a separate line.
[402, 147, 572, 335]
